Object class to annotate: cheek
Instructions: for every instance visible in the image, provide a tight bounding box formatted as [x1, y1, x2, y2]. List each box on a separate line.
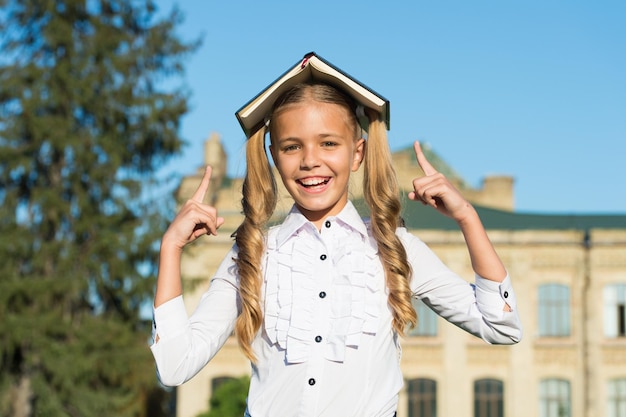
[330, 153, 357, 174]
[274, 154, 297, 175]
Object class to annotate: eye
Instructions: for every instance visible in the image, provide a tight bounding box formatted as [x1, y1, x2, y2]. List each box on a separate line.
[282, 143, 300, 152]
[321, 141, 337, 147]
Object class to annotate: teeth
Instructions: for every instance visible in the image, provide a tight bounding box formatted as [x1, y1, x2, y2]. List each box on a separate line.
[299, 178, 328, 186]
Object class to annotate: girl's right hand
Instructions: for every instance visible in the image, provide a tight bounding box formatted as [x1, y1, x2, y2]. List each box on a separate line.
[162, 166, 225, 251]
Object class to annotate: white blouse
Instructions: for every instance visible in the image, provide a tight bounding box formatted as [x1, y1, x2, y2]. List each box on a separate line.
[151, 201, 522, 417]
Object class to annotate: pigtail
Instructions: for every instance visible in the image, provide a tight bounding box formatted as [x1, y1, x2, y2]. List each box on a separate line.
[363, 110, 417, 335]
[234, 126, 277, 362]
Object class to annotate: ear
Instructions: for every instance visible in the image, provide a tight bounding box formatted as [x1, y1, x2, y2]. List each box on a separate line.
[269, 141, 277, 165]
[351, 138, 366, 172]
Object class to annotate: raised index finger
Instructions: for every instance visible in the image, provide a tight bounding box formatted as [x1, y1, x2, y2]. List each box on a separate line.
[414, 141, 438, 176]
[191, 165, 213, 203]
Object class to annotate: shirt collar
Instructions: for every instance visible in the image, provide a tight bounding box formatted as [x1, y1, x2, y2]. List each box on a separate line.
[275, 201, 369, 248]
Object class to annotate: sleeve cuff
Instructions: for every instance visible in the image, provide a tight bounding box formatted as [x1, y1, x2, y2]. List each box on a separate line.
[152, 295, 189, 342]
[474, 273, 517, 311]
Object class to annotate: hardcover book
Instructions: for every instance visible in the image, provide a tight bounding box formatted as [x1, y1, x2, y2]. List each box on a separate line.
[236, 52, 390, 137]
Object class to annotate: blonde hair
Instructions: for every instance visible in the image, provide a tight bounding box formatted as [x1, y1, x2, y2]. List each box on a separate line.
[234, 83, 416, 362]
[234, 126, 277, 362]
[362, 108, 417, 335]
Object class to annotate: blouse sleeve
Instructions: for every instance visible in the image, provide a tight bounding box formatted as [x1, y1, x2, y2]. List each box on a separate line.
[150, 246, 240, 386]
[398, 228, 522, 344]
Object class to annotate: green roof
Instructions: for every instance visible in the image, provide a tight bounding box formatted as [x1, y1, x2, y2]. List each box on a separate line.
[354, 195, 626, 231]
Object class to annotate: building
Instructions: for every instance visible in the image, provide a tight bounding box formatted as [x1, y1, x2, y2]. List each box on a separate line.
[171, 133, 626, 417]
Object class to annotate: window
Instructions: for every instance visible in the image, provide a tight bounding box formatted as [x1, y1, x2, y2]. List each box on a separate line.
[608, 378, 626, 417]
[408, 378, 437, 417]
[538, 284, 570, 337]
[539, 379, 570, 417]
[409, 297, 438, 336]
[474, 379, 503, 417]
[604, 284, 626, 338]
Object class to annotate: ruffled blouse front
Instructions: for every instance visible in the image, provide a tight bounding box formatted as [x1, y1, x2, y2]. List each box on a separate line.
[263, 205, 384, 364]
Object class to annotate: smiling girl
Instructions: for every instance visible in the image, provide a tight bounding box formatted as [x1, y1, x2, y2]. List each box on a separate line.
[151, 53, 522, 417]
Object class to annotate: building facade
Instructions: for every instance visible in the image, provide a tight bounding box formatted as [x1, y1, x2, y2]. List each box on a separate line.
[169, 134, 626, 417]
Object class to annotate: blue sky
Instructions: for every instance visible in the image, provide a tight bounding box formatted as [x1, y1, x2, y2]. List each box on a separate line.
[155, 1, 625, 214]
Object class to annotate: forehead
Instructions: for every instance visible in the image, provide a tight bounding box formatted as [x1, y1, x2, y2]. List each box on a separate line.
[270, 100, 357, 138]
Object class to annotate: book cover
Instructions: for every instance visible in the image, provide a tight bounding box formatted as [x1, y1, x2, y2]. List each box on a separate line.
[236, 52, 390, 137]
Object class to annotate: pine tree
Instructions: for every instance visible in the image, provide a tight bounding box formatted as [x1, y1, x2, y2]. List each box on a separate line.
[0, 1, 198, 415]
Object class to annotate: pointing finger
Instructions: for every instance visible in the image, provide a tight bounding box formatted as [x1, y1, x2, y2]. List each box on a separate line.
[414, 141, 438, 177]
[191, 165, 213, 203]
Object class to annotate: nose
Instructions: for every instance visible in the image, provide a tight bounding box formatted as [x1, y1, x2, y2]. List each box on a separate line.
[300, 145, 321, 169]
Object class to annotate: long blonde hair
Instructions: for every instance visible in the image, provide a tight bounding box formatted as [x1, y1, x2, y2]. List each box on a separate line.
[234, 83, 416, 362]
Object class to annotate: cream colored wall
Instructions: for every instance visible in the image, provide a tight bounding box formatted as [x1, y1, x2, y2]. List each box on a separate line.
[171, 135, 626, 417]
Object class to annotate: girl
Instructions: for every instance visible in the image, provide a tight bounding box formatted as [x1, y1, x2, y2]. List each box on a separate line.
[151, 54, 522, 417]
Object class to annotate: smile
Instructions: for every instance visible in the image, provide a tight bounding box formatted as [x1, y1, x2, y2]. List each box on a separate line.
[296, 177, 331, 189]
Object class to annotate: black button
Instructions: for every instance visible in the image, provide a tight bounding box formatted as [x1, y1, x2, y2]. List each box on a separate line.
[315, 335, 322, 343]
[319, 291, 327, 299]
[325, 220, 331, 228]
[308, 378, 316, 386]
[503, 291, 509, 298]
[320, 254, 327, 261]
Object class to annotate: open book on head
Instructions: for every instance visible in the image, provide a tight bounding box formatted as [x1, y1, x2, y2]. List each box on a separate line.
[235, 52, 390, 138]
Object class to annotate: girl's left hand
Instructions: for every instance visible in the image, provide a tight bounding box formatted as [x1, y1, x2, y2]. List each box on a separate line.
[408, 141, 474, 222]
